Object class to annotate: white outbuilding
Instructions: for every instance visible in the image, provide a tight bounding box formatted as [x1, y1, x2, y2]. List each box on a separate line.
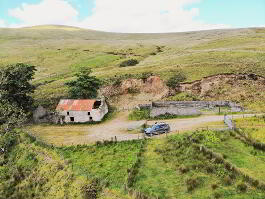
[56, 98, 108, 123]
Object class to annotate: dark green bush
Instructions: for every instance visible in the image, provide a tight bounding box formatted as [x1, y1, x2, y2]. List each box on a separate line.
[213, 192, 222, 199]
[119, 59, 139, 67]
[166, 71, 186, 89]
[223, 176, 233, 185]
[237, 183, 247, 192]
[128, 109, 150, 120]
[211, 183, 218, 190]
[179, 165, 190, 174]
[82, 179, 101, 199]
[186, 177, 199, 192]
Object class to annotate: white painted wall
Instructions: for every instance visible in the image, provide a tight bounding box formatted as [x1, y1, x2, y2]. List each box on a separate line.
[58, 99, 108, 123]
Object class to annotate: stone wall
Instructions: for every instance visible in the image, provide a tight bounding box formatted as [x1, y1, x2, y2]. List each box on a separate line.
[33, 106, 59, 123]
[152, 101, 242, 110]
[150, 107, 201, 118]
[139, 100, 243, 118]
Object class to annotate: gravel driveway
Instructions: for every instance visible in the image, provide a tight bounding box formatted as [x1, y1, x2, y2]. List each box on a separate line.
[83, 113, 256, 143]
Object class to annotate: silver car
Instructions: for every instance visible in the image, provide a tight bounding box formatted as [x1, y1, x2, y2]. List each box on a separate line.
[144, 122, 170, 136]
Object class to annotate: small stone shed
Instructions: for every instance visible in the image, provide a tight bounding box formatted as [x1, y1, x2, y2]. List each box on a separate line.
[56, 98, 108, 123]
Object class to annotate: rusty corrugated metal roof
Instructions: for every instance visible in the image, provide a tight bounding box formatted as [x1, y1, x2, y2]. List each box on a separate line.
[56, 99, 96, 111]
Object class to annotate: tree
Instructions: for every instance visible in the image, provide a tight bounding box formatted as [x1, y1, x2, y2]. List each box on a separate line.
[0, 63, 36, 112]
[65, 67, 102, 99]
[0, 99, 26, 133]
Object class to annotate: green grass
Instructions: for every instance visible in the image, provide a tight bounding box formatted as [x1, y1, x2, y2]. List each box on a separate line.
[0, 131, 87, 199]
[58, 140, 143, 189]
[132, 132, 265, 198]
[235, 116, 265, 143]
[3, 129, 265, 198]
[128, 109, 150, 120]
[1, 26, 265, 109]
[201, 130, 265, 184]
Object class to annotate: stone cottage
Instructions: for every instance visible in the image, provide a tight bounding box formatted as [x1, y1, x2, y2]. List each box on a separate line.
[56, 98, 108, 123]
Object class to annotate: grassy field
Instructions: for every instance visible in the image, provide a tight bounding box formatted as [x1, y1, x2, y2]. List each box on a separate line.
[132, 132, 265, 199]
[0, 131, 88, 199]
[0, 26, 265, 108]
[235, 116, 265, 143]
[3, 128, 265, 198]
[58, 140, 144, 189]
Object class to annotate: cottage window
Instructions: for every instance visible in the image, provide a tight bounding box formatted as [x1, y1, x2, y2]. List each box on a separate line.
[90, 117, 93, 120]
[70, 117, 74, 122]
[67, 112, 69, 116]
[93, 101, 101, 109]
[88, 112, 90, 115]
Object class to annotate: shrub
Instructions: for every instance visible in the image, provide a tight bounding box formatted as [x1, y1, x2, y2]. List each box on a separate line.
[252, 179, 259, 187]
[127, 88, 140, 94]
[140, 72, 153, 82]
[237, 183, 247, 192]
[205, 165, 215, 173]
[213, 192, 222, 199]
[223, 176, 233, 186]
[211, 183, 218, 190]
[119, 59, 139, 67]
[166, 71, 186, 89]
[186, 177, 199, 192]
[82, 179, 101, 199]
[179, 165, 190, 174]
[128, 109, 150, 121]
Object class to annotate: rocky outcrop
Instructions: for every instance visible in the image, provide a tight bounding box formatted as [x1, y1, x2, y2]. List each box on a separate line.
[100, 76, 169, 98]
[179, 73, 265, 97]
[101, 73, 265, 110]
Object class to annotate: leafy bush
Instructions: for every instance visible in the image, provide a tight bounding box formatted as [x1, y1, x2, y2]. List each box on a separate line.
[211, 183, 218, 190]
[166, 71, 187, 89]
[179, 165, 190, 174]
[237, 183, 247, 192]
[128, 109, 150, 120]
[82, 179, 101, 199]
[213, 192, 222, 199]
[119, 59, 139, 67]
[186, 177, 199, 192]
[223, 176, 233, 185]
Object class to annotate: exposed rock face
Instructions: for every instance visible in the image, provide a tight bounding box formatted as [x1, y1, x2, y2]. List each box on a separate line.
[100, 76, 170, 110]
[179, 73, 265, 97]
[101, 76, 169, 97]
[100, 73, 265, 110]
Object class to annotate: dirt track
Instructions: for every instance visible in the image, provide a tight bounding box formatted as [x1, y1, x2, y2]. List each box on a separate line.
[29, 112, 258, 145]
[83, 112, 256, 143]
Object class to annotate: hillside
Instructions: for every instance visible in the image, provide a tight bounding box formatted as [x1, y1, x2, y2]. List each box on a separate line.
[3, 124, 265, 199]
[1, 25, 265, 198]
[0, 25, 265, 109]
